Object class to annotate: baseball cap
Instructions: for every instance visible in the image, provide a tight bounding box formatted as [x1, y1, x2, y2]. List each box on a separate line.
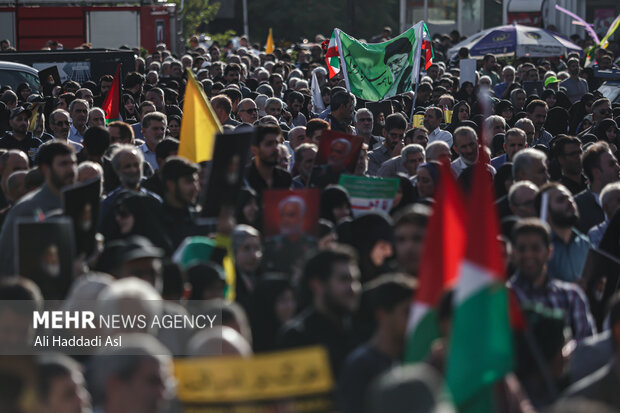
[10, 106, 32, 119]
[544, 76, 560, 88]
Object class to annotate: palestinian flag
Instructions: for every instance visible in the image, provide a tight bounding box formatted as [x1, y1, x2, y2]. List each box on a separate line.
[324, 21, 433, 101]
[445, 159, 514, 412]
[101, 63, 121, 124]
[405, 161, 466, 363]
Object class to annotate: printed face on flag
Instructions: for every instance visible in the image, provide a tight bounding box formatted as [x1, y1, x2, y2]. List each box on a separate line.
[338, 29, 416, 100]
[314, 130, 363, 173]
[262, 189, 320, 272]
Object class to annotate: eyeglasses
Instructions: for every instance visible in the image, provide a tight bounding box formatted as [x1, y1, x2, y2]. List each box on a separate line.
[241, 108, 258, 113]
[55, 121, 71, 126]
[598, 109, 611, 116]
[357, 118, 372, 122]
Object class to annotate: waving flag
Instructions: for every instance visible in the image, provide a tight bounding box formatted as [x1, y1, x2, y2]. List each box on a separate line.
[445, 159, 513, 412]
[405, 161, 466, 363]
[325, 22, 433, 101]
[178, 68, 222, 163]
[101, 63, 121, 124]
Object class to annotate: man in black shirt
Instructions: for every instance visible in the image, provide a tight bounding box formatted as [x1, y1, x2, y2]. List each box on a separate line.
[277, 247, 362, 378]
[556, 135, 587, 195]
[0, 107, 42, 164]
[245, 124, 291, 197]
[339, 274, 416, 413]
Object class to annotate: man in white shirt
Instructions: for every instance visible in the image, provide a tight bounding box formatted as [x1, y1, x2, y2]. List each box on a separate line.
[139, 112, 167, 171]
[424, 107, 452, 148]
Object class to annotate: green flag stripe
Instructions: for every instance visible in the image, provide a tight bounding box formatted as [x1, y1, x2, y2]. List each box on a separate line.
[405, 308, 441, 363]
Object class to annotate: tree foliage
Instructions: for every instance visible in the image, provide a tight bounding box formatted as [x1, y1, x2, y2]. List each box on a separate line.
[173, 0, 221, 37]
[248, 0, 399, 46]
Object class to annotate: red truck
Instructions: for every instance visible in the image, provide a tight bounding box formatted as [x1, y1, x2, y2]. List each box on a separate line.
[0, 0, 179, 54]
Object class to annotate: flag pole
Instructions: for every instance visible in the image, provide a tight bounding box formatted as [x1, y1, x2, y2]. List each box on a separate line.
[409, 81, 420, 124]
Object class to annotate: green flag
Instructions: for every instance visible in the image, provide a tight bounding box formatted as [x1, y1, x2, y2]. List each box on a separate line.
[329, 22, 431, 101]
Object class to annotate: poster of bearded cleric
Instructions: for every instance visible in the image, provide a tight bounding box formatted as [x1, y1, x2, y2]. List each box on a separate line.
[262, 189, 320, 273]
[308, 130, 362, 188]
[336, 27, 416, 100]
[15, 217, 75, 300]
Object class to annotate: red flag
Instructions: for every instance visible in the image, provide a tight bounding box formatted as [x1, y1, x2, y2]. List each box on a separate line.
[466, 157, 505, 278]
[101, 63, 121, 124]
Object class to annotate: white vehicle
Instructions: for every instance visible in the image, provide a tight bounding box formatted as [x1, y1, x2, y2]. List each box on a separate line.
[0, 61, 39, 92]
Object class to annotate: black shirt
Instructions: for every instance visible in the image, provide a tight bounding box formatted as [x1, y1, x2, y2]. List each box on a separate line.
[339, 344, 396, 413]
[277, 307, 363, 379]
[0, 132, 42, 164]
[244, 161, 292, 197]
[560, 174, 588, 195]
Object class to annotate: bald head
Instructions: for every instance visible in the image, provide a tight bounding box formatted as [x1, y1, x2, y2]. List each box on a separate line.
[6, 170, 27, 203]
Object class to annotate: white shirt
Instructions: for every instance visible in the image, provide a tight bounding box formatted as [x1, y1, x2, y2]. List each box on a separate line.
[451, 157, 496, 178]
[428, 127, 453, 148]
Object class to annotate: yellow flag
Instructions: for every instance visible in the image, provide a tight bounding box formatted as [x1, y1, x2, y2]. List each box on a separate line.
[265, 28, 274, 54]
[178, 68, 222, 163]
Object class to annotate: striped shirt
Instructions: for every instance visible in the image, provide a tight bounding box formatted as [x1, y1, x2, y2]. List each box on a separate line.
[508, 272, 596, 340]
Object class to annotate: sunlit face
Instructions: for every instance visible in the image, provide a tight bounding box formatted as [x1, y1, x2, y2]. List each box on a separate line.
[387, 53, 409, 80]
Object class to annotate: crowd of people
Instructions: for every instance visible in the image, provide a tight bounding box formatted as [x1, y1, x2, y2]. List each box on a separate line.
[0, 25, 619, 413]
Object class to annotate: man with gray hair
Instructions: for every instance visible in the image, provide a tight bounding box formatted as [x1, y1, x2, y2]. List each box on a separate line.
[496, 148, 549, 219]
[494, 65, 516, 98]
[376, 144, 424, 178]
[86, 333, 173, 413]
[483, 115, 506, 143]
[588, 182, 620, 246]
[451, 126, 495, 178]
[68, 99, 89, 143]
[49, 108, 83, 152]
[140, 112, 167, 171]
[354, 108, 383, 149]
[87, 107, 106, 129]
[425, 140, 451, 162]
[265, 97, 283, 120]
[491, 128, 527, 169]
[508, 181, 539, 218]
[292, 143, 317, 188]
[98, 145, 162, 230]
[237, 98, 258, 124]
[514, 118, 535, 147]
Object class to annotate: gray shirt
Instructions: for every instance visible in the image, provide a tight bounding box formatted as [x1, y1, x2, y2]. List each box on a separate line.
[561, 77, 588, 104]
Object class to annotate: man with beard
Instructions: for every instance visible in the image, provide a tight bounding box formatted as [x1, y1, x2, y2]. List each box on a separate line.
[264, 195, 318, 272]
[575, 142, 620, 233]
[98, 145, 161, 231]
[245, 125, 292, 198]
[354, 109, 383, 150]
[368, 113, 407, 176]
[0, 141, 77, 275]
[451, 126, 495, 178]
[560, 58, 588, 104]
[0, 106, 43, 164]
[526, 100, 553, 148]
[160, 157, 205, 250]
[556, 135, 587, 195]
[139, 112, 167, 171]
[507, 219, 595, 340]
[286, 91, 307, 127]
[535, 183, 591, 283]
[278, 247, 363, 378]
